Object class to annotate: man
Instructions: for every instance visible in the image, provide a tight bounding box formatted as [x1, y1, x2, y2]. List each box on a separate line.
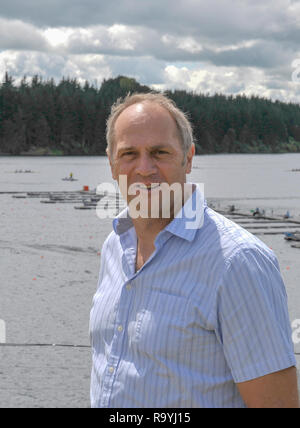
[90, 92, 299, 408]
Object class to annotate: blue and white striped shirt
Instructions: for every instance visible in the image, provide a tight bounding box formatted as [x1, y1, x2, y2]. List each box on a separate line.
[90, 184, 296, 408]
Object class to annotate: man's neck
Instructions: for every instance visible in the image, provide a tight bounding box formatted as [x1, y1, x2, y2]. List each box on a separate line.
[132, 217, 173, 249]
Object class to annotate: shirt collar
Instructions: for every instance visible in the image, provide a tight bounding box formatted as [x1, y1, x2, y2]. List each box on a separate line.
[113, 183, 207, 242]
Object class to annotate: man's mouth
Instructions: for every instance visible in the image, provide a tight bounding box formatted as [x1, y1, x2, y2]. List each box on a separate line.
[135, 183, 161, 191]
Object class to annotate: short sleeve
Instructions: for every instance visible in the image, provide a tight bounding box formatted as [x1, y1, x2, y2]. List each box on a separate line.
[214, 246, 296, 383]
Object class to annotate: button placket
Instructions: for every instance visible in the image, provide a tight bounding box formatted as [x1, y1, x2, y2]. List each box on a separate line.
[102, 270, 140, 406]
[104, 278, 135, 404]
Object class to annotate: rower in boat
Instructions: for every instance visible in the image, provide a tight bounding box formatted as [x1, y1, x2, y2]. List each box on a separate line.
[61, 173, 78, 181]
[284, 231, 300, 241]
[253, 207, 261, 217]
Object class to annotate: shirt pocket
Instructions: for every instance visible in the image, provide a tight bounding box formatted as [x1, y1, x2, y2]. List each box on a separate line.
[132, 291, 191, 360]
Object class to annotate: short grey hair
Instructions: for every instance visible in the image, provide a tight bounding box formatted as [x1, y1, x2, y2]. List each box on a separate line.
[106, 92, 194, 163]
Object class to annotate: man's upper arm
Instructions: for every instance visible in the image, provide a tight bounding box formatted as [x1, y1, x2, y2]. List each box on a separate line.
[215, 246, 297, 389]
[237, 366, 299, 408]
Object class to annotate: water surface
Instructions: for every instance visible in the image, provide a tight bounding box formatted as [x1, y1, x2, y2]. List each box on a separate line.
[0, 154, 299, 407]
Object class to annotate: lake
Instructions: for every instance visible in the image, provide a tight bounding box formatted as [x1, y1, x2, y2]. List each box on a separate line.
[0, 154, 299, 407]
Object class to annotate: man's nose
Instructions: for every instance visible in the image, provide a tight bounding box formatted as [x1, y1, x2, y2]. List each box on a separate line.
[135, 153, 157, 176]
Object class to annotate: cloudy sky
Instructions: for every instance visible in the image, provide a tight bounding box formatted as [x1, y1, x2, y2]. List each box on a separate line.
[1, 0, 300, 101]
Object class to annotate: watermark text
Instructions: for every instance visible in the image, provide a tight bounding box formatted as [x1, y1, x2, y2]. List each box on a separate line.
[292, 319, 300, 345]
[0, 319, 6, 343]
[292, 59, 300, 83]
[96, 178, 205, 230]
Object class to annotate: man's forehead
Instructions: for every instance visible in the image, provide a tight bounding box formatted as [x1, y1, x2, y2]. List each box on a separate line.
[116, 101, 173, 125]
[112, 101, 183, 155]
[135, 103, 144, 113]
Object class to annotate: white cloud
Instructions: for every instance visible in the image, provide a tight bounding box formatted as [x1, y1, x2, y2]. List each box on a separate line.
[0, 50, 111, 86]
[162, 35, 202, 54]
[43, 28, 75, 47]
[107, 24, 137, 51]
[161, 64, 300, 102]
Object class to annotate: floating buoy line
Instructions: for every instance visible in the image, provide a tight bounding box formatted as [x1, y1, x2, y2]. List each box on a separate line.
[8, 189, 127, 211]
[0, 343, 298, 355]
[7, 190, 300, 233]
[0, 342, 91, 349]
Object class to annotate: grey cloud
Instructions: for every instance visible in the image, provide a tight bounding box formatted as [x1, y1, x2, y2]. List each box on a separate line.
[62, 26, 295, 71]
[1, 0, 300, 101]
[63, 26, 188, 60]
[0, 0, 139, 27]
[0, 18, 49, 51]
[0, 0, 298, 44]
[203, 41, 294, 69]
[107, 56, 166, 85]
[1, 0, 300, 71]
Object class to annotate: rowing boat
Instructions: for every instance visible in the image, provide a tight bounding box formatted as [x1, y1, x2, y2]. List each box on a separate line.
[284, 232, 300, 241]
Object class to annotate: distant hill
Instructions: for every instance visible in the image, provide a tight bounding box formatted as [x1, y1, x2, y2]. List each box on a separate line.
[1, 73, 300, 155]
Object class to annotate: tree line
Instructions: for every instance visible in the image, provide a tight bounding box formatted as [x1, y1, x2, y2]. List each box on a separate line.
[1, 72, 300, 155]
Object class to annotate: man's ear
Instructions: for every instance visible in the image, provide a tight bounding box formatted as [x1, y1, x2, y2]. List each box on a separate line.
[185, 143, 195, 174]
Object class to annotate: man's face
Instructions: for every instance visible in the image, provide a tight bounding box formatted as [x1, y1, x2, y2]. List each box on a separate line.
[108, 102, 195, 217]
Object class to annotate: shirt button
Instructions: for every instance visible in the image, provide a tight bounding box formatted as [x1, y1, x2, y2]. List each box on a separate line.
[108, 366, 114, 374]
[117, 325, 123, 332]
[126, 283, 132, 290]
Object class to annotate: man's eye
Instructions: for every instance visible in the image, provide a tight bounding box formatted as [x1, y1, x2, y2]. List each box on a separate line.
[157, 150, 168, 154]
[122, 152, 135, 156]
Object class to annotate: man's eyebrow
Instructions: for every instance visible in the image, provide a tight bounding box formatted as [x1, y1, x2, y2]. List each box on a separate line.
[116, 146, 137, 154]
[149, 144, 171, 151]
[117, 144, 171, 155]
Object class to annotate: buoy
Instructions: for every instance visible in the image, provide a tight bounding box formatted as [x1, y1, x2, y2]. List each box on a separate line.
[83, 186, 89, 192]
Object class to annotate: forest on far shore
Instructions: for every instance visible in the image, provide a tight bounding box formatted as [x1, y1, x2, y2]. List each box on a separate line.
[1, 73, 300, 156]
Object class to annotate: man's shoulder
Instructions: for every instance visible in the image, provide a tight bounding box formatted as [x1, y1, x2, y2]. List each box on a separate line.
[202, 206, 276, 266]
[101, 229, 120, 254]
[203, 208, 286, 306]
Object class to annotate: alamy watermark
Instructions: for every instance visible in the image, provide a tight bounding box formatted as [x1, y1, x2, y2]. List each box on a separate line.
[0, 319, 6, 343]
[95, 178, 205, 230]
[292, 59, 300, 83]
[292, 319, 300, 345]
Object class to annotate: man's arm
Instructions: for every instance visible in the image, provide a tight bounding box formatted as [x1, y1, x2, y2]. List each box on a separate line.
[237, 366, 299, 408]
